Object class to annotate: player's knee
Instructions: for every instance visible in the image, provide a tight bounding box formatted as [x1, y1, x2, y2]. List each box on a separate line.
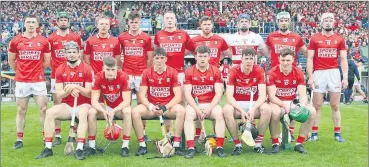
[173, 105, 185, 118]
[17, 105, 27, 114]
[78, 108, 89, 119]
[39, 105, 48, 113]
[185, 107, 196, 120]
[222, 104, 234, 117]
[122, 106, 132, 116]
[213, 106, 224, 120]
[309, 108, 316, 120]
[271, 108, 281, 121]
[259, 104, 272, 117]
[131, 108, 142, 120]
[331, 103, 340, 112]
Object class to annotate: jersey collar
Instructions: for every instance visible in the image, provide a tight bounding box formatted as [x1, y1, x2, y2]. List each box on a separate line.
[241, 64, 253, 74]
[278, 30, 291, 35]
[22, 32, 37, 38]
[196, 63, 209, 72]
[128, 30, 142, 36]
[56, 29, 70, 36]
[154, 65, 167, 73]
[97, 33, 110, 39]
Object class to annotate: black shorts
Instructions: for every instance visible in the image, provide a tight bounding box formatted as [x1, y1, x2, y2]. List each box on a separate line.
[348, 80, 354, 89]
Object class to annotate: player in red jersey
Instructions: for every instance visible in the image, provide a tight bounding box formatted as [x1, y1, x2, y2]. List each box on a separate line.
[222, 14, 269, 66]
[118, 12, 154, 142]
[265, 11, 308, 68]
[186, 16, 230, 67]
[86, 57, 132, 157]
[8, 15, 51, 149]
[36, 41, 93, 160]
[84, 16, 121, 74]
[307, 13, 348, 142]
[131, 48, 185, 156]
[220, 58, 231, 88]
[47, 11, 84, 145]
[268, 48, 316, 154]
[183, 46, 226, 158]
[154, 11, 191, 136]
[223, 48, 271, 155]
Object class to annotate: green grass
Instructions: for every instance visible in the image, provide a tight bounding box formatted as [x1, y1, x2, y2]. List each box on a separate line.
[1, 99, 368, 167]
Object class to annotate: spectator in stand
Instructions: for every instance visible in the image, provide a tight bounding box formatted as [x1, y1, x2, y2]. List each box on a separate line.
[1, 60, 10, 71]
[1, 77, 10, 97]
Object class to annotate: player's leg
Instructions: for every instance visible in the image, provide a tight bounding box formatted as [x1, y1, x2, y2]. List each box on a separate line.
[115, 106, 132, 157]
[253, 103, 272, 153]
[131, 104, 156, 156]
[85, 104, 107, 156]
[14, 97, 29, 149]
[51, 79, 62, 146]
[163, 104, 185, 155]
[183, 105, 198, 159]
[269, 103, 283, 154]
[208, 105, 226, 158]
[355, 84, 368, 103]
[33, 95, 48, 143]
[223, 104, 243, 156]
[289, 120, 296, 142]
[294, 104, 316, 154]
[75, 105, 90, 160]
[36, 104, 72, 159]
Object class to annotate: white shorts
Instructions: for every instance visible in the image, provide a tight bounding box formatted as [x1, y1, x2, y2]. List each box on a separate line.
[15, 82, 47, 98]
[238, 101, 255, 112]
[64, 103, 91, 117]
[50, 79, 56, 93]
[313, 69, 341, 93]
[128, 75, 142, 92]
[178, 72, 185, 85]
[281, 101, 292, 113]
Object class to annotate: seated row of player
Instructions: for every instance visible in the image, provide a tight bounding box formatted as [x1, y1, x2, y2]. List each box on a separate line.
[36, 42, 315, 160]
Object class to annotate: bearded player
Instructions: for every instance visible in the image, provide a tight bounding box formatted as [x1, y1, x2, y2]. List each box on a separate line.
[47, 11, 84, 145]
[86, 57, 132, 157]
[8, 15, 51, 149]
[268, 48, 316, 154]
[307, 13, 348, 142]
[131, 48, 185, 156]
[36, 41, 93, 160]
[183, 45, 226, 158]
[223, 48, 271, 155]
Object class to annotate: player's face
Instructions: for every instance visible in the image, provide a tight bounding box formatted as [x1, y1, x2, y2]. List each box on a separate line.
[153, 55, 167, 68]
[128, 18, 140, 32]
[97, 18, 110, 34]
[322, 17, 334, 32]
[241, 55, 255, 70]
[279, 55, 294, 71]
[164, 13, 176, 28]
[104, 65, 118, 80]
[200, 20, 213, 35]
[65, 48, 80, 63]
[277, 18, 290, 32]
[57, 17, 69, 31]
[237, 19, 250, 32]
[24, 18, 39, 33]
[196, 52, 210, 67]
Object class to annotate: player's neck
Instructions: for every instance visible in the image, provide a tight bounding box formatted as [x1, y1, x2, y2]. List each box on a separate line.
[129, 29, 141, 36]
[57, 29, 69, 36]
[68, 60, 81, 68]
[242, 65, 252, 75]
[322, 31, 334, 37]
[23, 31, 37, 38]
[98, 32, 109, 38]
[280, 66, 292, 76]
[165, 27, 176, 32]
[197, 64, 209, 72]
[238, 30, 250, 36]
[154, 65, 166, 74]
[201, 32, 213, 38]
[279, 30, 290, 35]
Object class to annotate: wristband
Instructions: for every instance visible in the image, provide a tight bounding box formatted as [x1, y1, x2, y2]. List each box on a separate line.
[148, 103, 155, 111]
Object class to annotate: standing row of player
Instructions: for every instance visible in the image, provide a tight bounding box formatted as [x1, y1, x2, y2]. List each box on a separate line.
[8, 10, 348, 159]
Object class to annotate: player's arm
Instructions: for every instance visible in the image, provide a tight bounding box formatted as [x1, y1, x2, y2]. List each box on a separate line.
[84, 40, 91, 64]
[138, 85, 153, 109]
[267, 85, 285, 108]
[184, 83, 200, 111]
[209, 82, 223, 110]
[221, 49, 232, 61]
[252, 83, 266, 110]
[297, 85, 308, 106]
[147, 51, 153, 67]
[259, 47, 270, 57]
[299, 45, 308, 57]
[91, 89, 107, 113]
[115, 54, 122, 69]
[114, 43, 122, 69]
[226, 85, 245, 113]
[306, 49, 314, 80]
[340, 50, 348, 81]
[112, 90, 132, 113]
[76, 82, 92, 98]
[164, 86, 181, 109]
[43, 43, 51, 68]
[8, 52, 16, 70]
[84, 54, 90, 64]
[56, 83, 70, 99]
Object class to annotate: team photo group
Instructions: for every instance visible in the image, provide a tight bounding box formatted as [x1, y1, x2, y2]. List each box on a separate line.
[7, 6, 350, 161]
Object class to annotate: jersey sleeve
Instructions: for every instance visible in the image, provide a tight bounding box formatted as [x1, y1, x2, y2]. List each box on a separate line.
[8, 40, 17, 53]
[171, 69, 180, 87]
[186, 38, 196, 52]
[114, 40, 121, 56]
[184, 68, 192, 85]
[227, 68, 236, 86]
[76, 35, 84, 50]
[153, 33, 159, 46]
[145, 35, 154, 51]
[44, 40, 51, 53]
[85, 65, 93, 83]
[338, 37, 347, 51]
[184, 32, 191, 44]
[258, 67, 266, 84]
[297, 69, 306, 85]
[297, 36, 305, 48]
[120, 73, 131, 91]
[266, 72, 275, 86]
[220, 38, 229, 52]
[308, 36, 316, 50]
[92, 73, 102, 90]
[140, 70, 149, 86]
[257, 34, 267, 49]
[265, 35, 271, 48]
[55, 66, 63, 83]
[84, 40, 91, 55]
[214, 68, 222, 83]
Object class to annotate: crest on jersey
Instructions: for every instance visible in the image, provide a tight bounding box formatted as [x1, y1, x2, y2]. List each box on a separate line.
[166, 78, 170, 82]
[70, 72, 76, 78]
[178, 36, 182, 39]
[79, 72, 83, 77]
[102, 44, 106, 48]
[110, 44, 114, 48]
[168, 36, 174, 40]
[108, 85, 114, 91]
[117, 85, 120, 89]
[200, 76, 206, 82]
[102, 85, 106, 89]
[253, 78, 256, 82]
[210, 77, 213, 81]
[292, 39, 296, 42]
[283, 38, 288, 43]
[293, 80, 296, 84]
[284, 80, 289, 85]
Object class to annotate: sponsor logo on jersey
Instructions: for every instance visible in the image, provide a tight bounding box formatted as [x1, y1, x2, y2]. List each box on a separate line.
[124, 47, 143, 56]
[160, 43, 182, 52]
[274, 44, 296, 53]
[210, 48, 218, 58]
[105, 92, 121, 102]
[55, 49, 65, 58]
[93, 52, 113, 61]
[235, 86, 257, 95]
[276, 88, 296, 97]
[192, 85, 214, 95]
[284, 79, 289, 85]
[64, 82, 83, 86]
[150, 87, 171, 97]
[317, 48, 337, 58]
[19, 51, 41, 60]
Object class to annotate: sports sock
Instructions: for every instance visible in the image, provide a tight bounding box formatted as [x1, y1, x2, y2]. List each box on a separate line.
[45, 137, 53, 149]
[173, 136, 181, 147]
[216, 137, 224, 148]
[122, 135, 130, 148]
[76, 138, 85, 150]
[234, 139, 242, 147]
[88, 136, 96, 149]
[255, 134, 264, 148]
[187, 140, 194, 149]
[195, 128, 201, 139]
[16, 132, 24, 141]
[334, 127, 341, 136]
[296, 136, 305, 145]
[138, 137, 146, 147]
[272, 138, 279, 146]
[289, 126, 295, 136]
[55, 128, 61, 138]
[312, 126, 318, 136]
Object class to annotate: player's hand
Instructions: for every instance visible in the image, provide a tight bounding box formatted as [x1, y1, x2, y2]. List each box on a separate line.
[153, 107, 163, 117]
[307, 78, 315, 89]
[195, 109, 203, 120]
[246, 108, 255, 122]
[102, 110, 109, 123]
[282, 103, 290, 114]
[64, 84, 77, 93]
[70, 89, 80, 98]
[201, 107, 212, 120]
[342, 79, 348, 89]
[108, 110, 116, 123]
[240, 111, 247, 124]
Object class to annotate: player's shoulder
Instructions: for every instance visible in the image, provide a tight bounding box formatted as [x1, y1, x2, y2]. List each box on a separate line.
[267, 66, 279, 75]
[210, 64, 221, 72]
[55, 62, 67, 72]
[10, 34, 23, 43]
[213, 34, 226, 40]
[36, 34, 48, 41]
[166, 66, 178, 73]
[290, 32, 302, 38]
[118, 70, 129, 78]
[142, 67, 152, 75]
[81, 62, 93, 71]
[47, 32, 57, 40]
[253, 64, 265, 72]
[292, 66, 304, 75]
[177, 29, 189, 34]
[185, 65, 195, 74]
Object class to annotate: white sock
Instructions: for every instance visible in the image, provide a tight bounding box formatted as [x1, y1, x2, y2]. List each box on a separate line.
[255, 143, 262, 148]
[17, 139, 23, 142]
[55, 134, 61, 138]
[89, 140, 96, 149]
[71, 133, 76, 138]
[296, 143, 302, 146]
[76, 142, 84, 150]
[122, 140, 129, 148]
[45, 142, 52, 149]
[173, 141, 180, 147]
[139, 141, 146, 147]
[235, 143, 242, 147]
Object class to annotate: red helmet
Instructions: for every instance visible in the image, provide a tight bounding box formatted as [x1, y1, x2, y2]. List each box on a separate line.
[104, 124, 122, 141]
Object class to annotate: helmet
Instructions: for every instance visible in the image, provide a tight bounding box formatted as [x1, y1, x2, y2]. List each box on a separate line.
[56, 11, 70, 20]
[289, 103, 310, 123]
[104, 123, 122, 141]
[321, 12, 335, 22]
[64, 41, 80, 51]
[238, 13, 251, 21]
[276, 11, 291, 20]
[207, 137, 217, 150]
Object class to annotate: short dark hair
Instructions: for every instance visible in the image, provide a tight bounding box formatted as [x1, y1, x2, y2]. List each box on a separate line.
[242, 48, 256, 57]
[128, 12, 141, 21]
[23, 15, 39, 23]
[196, 45, 210, 54]
[153, 48, 167, 57]
[103, 56, 117, 67]
[279, 48, 294, 57]
[199, 16, 213, 24]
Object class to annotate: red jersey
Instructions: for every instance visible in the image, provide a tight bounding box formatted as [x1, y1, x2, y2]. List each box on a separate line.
[55, 62, 93, 107]
[186, 34, 229, 67]
[184, 65, 222, 103]
[308, 33, 346, 70]
[118, 31, 154, 76]
[154, 29, 191, 72]
[265, 31, 305, 68]
[140, 66, 180, 106]
[267, 66, 305, 101]
[8, 34, 51, 82]
[222, 63, 230, 79]
[92, 70, 130, 108]
[48, 30, 83, 79]
[85, 34, 121, 73]
[228, 65, 265, 101]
